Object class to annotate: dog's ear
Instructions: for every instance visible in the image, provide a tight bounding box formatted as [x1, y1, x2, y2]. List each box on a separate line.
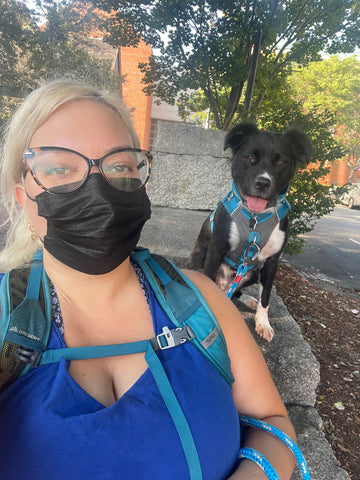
[224, 123, 259, 153]
[282, 129, 312, 165]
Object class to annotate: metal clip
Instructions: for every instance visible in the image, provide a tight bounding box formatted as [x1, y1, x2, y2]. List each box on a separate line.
[15, 347, 42, 367]
[249, 216, 258, 229]
[156, 326, 195, 350]
[244, 240, 261, 262]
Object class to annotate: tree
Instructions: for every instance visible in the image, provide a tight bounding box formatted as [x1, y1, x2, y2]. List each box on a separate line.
[0, 0, 122, 126]
[92, 0, 360, 129]
[291, 55, 360, 183]
[28, 1, 111, 79]
[250, 78, 342, 254]
[0, 0, 36, 122]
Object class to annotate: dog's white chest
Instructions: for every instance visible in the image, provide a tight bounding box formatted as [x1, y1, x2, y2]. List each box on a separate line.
[229, 221, 241, 251]
[258, 224, 286, 261]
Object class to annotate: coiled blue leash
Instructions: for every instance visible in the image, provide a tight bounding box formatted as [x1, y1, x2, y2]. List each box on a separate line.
[238, 447, 279, 479]
[239, 416, 311, 480]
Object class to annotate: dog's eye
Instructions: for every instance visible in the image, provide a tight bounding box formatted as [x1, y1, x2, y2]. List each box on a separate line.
[247, 154, 256, 164]
[276, 159, 286, 167]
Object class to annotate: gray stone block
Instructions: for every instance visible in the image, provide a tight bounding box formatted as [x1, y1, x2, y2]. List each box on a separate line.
[148, 152, 232, 209]
[236, 286, 320, 407]
[154, 120, 229, 157]
[149, 121, 233, 210]
[288, 406, 350, 480]
[140, 206, 209, 259]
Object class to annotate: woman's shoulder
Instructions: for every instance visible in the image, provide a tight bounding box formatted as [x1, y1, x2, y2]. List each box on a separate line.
[181, 268, 287, 417]
[181, 268, 221, 295]
[180, 268, 253, 341]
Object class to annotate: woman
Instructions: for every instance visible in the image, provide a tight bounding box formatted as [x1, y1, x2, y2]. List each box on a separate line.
[0, 79, 296, 479]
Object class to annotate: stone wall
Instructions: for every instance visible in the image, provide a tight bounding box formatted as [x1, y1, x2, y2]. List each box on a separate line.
[148, 120, 232, 210]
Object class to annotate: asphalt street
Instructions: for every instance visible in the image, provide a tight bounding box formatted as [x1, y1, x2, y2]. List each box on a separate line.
[284, 205, 360, 293]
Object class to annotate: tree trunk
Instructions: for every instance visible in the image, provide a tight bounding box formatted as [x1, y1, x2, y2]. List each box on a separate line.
[348, 163, 358, 183]
[222, 82, 245, 130]
[204, 87, 222, 130]
[347, 148, 359, 183]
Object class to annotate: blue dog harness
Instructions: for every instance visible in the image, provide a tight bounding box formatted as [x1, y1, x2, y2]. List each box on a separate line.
[210, 182, 291, 297]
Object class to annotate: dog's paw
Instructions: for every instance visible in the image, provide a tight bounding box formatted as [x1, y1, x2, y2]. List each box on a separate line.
[255, 323, 274, 342]
[254, 304, 274, 341]
[238, 294, 258, 310]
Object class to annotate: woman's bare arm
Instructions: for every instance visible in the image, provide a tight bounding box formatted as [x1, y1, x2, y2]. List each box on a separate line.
[183, 269, 296, 480]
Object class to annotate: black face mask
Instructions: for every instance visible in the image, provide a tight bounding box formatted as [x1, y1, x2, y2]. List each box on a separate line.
[34, 174, 151, 275]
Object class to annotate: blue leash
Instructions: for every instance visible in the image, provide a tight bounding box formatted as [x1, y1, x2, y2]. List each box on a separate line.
[239, 416, 311, 479]
[239, 447, 279, 479]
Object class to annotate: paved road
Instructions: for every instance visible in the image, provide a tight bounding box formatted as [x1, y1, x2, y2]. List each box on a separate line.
[284, 205, 360, 294]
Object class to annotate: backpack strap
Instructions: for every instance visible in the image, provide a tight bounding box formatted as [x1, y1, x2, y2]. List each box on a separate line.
[1, 249, 234, 387]
[131, 247, 234, 386]
[0, 252, 52, 391]
[145, 342, 202, 479]
[1, 257, 204, 479]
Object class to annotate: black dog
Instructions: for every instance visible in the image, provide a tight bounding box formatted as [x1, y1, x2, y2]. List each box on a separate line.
[188, 123, 311, 341]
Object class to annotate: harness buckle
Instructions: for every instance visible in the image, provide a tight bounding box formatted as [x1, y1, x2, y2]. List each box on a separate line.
[244, 240, 261, 262]
[249, 216, 258, 229]
[15, 347, 42, 367]
[156, 326, 195, 350]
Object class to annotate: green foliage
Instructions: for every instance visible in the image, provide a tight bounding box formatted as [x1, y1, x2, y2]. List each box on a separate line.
[93, 0, 360, 129]
[285, 166, 334, 255]
[290, 55, 360, 182]
[0, 0, 122, 127]
[255, 100, 344, 167]
[0, 0, 36, 122]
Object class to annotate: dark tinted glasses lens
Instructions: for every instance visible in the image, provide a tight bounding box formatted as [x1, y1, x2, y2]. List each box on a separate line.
[27, 149, 88, 193]
[102, 150, 149, 191]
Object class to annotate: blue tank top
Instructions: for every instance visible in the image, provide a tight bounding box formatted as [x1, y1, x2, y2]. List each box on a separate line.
[0, 273, 240, 479]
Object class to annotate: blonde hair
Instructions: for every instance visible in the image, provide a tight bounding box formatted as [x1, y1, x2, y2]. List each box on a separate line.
[0, 78, 140, 271]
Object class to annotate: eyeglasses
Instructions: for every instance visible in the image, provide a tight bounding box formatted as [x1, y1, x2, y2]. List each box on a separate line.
[23, 146, 152, 194]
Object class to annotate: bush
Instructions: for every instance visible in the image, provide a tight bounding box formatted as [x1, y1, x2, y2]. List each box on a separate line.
[285, 165, 335, 255]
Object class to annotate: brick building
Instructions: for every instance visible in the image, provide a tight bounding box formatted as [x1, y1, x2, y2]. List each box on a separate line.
[322, 159, 359, 186]
[117, 41, 153, 150]
[117, 40, 184, 151]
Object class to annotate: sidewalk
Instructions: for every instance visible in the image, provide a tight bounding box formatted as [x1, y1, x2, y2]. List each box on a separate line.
[140, 206, 350, 480]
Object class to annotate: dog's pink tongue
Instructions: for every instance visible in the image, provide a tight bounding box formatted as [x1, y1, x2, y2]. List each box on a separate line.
[247, 196, 268, 212]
